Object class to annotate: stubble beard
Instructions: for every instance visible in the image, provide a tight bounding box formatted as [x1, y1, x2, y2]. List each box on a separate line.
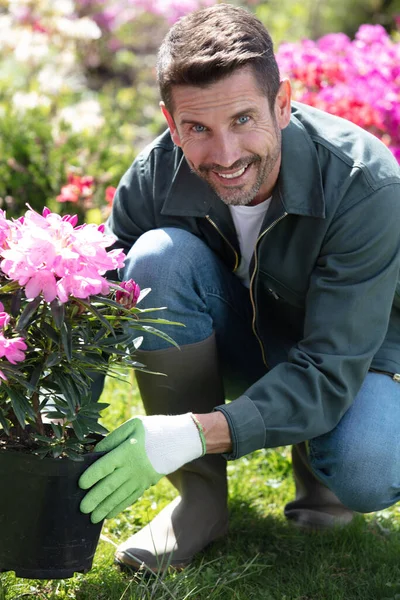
[191, 129, 282, 207]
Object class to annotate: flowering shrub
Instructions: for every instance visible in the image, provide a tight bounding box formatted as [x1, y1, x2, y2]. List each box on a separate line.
[276, 24, 400, 163]
[0, 206, 178, 458]
[0, 0, 162, 220]
[76, 0, 216, 31]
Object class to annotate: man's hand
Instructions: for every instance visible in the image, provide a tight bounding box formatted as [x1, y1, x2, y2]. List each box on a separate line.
[79, 413, 204, 523]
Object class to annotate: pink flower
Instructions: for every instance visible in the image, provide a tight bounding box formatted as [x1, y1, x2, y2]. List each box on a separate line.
[116, 279, 141, 309]
[25, 271, 58, 302]
[56, 273, 110, 303]
[0, 312, 10, 328]
[57, 185, 80, 204]
[0, 207, 126, 304]
[0, 334, 27, 364]
[276, 24, 400, 164]
[0, 210, 10, 248]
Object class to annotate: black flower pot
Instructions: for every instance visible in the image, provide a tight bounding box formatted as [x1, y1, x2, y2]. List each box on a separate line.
[0, 444, 105, 579]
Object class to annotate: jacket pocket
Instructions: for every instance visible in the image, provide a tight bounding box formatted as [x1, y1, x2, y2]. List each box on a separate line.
[258, 271, 305, 309]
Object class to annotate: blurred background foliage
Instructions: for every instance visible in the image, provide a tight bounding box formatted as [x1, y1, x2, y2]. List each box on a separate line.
[0, 0, 399, 222]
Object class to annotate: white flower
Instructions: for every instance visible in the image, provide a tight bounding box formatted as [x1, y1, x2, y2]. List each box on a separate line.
[38, 64, 85, 94]
[58, 99, 105, 133]
[12, 91, 51, 112]
[14, 30, 49, 63]
[54, 16, 102, 40]
[53, 0, 75, 16]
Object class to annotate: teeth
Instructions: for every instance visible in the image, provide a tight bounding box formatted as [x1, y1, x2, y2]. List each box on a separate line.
[218, 166, 246, 179]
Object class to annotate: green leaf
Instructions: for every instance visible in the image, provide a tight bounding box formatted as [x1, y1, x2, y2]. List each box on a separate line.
[34, 434, 55, 444]
[50, 299, 65, 329]
[2, 383, 36, 427]
[41, 322, 60, 344]
[0, 280, 21, 295]
[71, 418, 86, 441]
[51, 447, 63, 459]
[43, 411, 68, 421]
[80, 402, 110, 414]
[64, 448, 84, 462]
[60, 322, 72, 362]
[133, 336, 143, 350]
[75, 298, 115, 336]
[15, 296, 41, 331]
[93, 326, 109, 344]
[79, 419, 108, 436]
[51, 375, 79, 413]
[29, 364, 44, 391]
[0, 413, 10, 435]
[50, 423, 64, 440]
[10, 288, 22, 317]
[135, 325, 180, 348]
[45, 352, 61, 367]
[133, 318, 184, 326]
[97, 332, 137, 347]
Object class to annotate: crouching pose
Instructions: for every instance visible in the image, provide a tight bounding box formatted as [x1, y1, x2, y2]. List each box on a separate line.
[79, 3, 400, 574]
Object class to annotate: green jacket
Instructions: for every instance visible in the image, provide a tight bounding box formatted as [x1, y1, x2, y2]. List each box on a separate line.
[107, 102, 400, 460]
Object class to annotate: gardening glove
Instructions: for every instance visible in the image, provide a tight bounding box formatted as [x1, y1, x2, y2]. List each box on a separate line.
[79, 413, 206, 524]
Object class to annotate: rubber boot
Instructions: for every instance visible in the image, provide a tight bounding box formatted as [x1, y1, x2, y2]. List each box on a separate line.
[284, 442, 354, 528]
[114, 333, 229, 573]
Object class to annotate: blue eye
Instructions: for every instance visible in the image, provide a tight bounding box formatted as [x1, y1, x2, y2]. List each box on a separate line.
[193, 124, 206, 133]
[237, 115, 250, 124]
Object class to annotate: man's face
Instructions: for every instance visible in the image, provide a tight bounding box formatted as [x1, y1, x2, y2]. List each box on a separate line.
[161, 67, 291, 206]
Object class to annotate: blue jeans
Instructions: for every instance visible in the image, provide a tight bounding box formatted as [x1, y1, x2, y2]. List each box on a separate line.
[120, 227, 400, 513]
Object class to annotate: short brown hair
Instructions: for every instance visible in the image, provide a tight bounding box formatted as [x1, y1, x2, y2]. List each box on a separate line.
[157, 3, 281, 113]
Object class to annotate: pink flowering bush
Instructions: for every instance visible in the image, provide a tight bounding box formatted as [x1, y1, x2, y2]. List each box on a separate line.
[0, 206, 178, 458]
[276, 24, 400, 163]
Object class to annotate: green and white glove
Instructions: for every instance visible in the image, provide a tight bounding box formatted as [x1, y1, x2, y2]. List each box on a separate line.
[79, 413, 206, 523]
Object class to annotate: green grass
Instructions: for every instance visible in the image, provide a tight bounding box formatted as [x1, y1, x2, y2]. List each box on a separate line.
[1, 370, 399, 600]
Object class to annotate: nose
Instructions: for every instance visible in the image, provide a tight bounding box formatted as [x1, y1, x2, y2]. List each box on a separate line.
[209, 132, 242, 168]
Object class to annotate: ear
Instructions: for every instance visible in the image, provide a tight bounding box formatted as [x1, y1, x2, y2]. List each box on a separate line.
[274, 79, 291, 130]
[160, 102, 182, 147]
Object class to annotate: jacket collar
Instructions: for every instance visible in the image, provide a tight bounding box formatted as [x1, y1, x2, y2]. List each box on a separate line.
[161, 104, 326, 219]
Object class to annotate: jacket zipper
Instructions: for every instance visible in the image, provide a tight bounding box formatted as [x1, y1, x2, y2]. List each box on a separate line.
[249, 212, 288, 368]
[205, 215, 239, 272]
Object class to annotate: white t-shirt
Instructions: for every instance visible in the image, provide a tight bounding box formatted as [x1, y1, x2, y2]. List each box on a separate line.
[228, 197, 271, 287]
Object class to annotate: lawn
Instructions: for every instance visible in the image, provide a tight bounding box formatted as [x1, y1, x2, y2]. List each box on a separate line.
[1, 370, 399, 600]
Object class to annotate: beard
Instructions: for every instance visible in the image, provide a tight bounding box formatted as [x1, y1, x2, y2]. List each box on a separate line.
[189, 129, 282, 207]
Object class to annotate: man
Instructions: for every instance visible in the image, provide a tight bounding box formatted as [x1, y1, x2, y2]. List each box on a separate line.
[79, 3, 400, 574]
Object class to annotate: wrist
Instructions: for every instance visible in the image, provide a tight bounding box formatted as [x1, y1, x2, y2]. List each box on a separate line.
[141, 413, 203, 474]
[193, 412, 232, 454]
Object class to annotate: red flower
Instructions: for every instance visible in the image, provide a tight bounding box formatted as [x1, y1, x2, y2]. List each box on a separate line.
[105, 186, 117, 206]
[56, 174, 95, 204]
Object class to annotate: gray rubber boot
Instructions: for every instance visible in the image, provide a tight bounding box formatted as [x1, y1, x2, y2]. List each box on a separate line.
[284, 442, 354, 528]
[115, 333, 229, 573]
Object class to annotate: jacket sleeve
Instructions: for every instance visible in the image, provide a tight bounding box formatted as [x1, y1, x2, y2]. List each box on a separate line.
[216, 184, 400, 459]
[105, 153, 156, 255]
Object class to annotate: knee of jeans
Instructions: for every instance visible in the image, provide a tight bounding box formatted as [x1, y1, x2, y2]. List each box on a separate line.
[120, 228, 202, 286]
[312, 444, 397, 513]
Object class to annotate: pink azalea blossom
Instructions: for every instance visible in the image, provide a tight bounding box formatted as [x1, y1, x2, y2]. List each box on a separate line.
[0, 311, 10, 329]
[276, 24, 400, 164]
[0, 334, 27, 364]
[0, 302, 10, 329]
[116, 279, 141, 309]
[0, 210, 10, 249]
[0, 207, 125, 303]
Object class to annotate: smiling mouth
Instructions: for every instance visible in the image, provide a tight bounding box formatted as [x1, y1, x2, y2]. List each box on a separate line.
[213, 164, 251, 181]
[217, 166, 247, 179]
